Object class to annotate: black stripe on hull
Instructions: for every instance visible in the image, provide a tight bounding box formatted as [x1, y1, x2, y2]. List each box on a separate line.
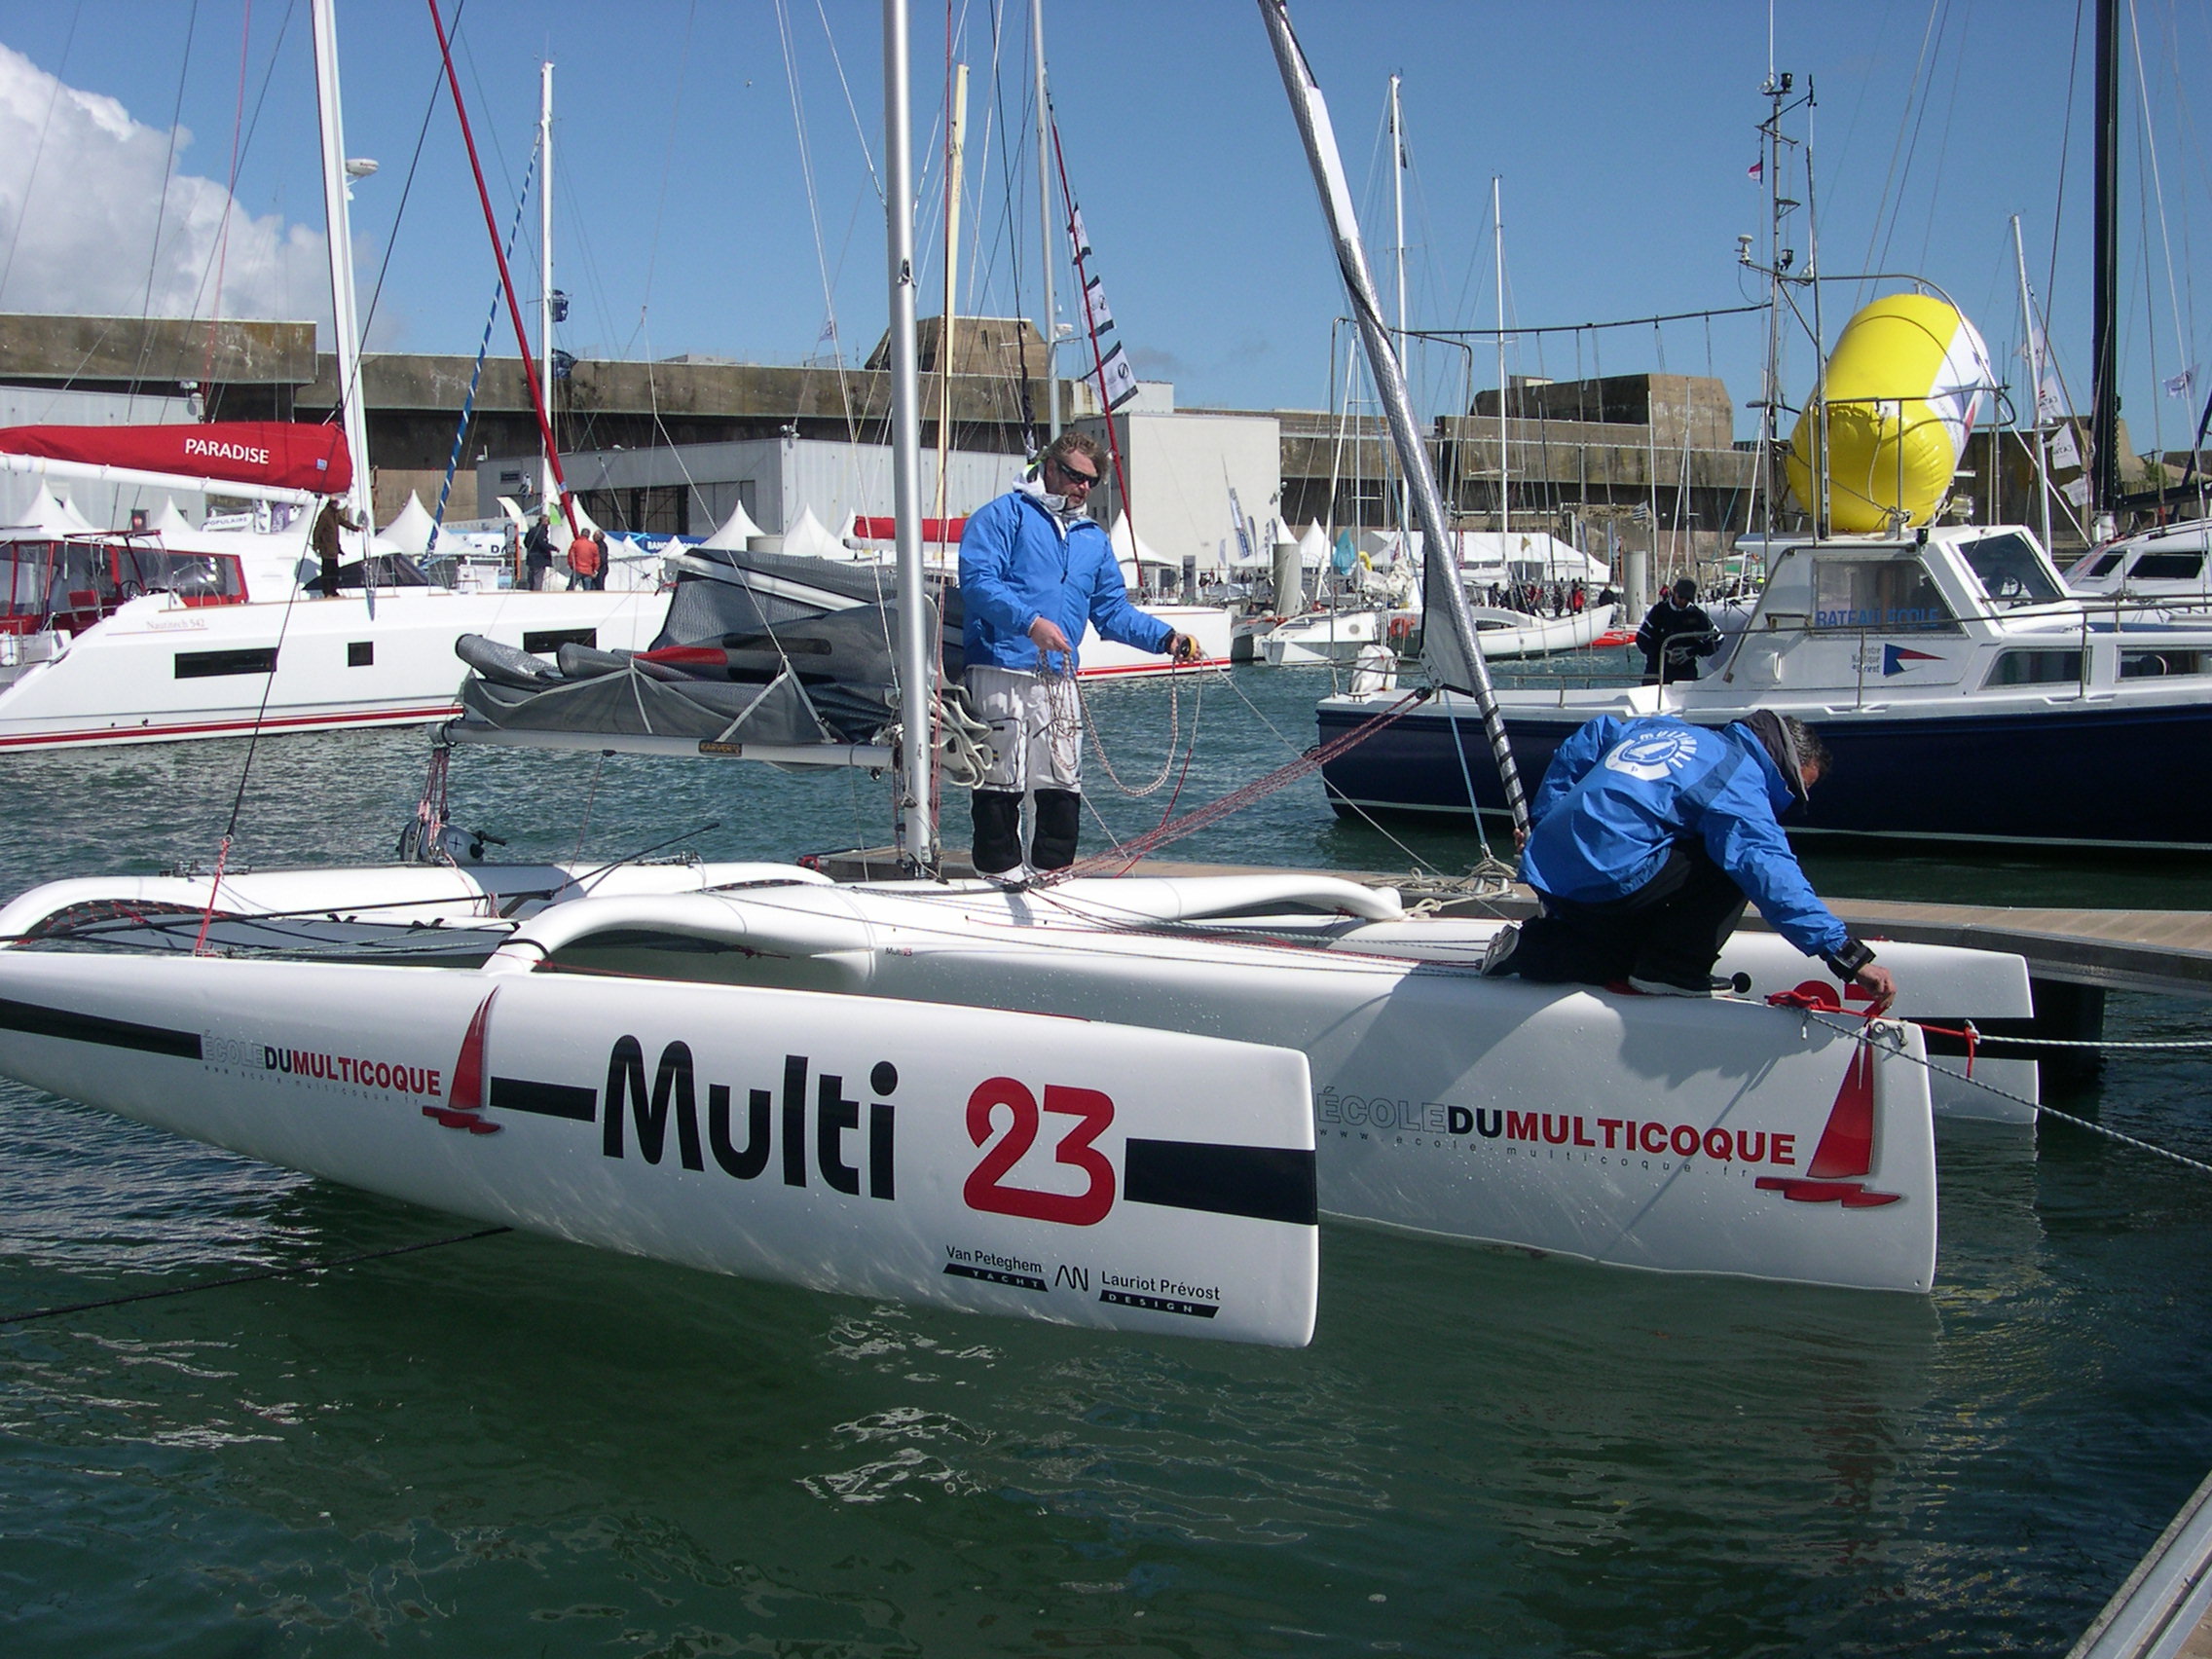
[1123, 1139, 1317, 1226]
[489, 1075, 599, 1122]
[0, 996, 201, 1059]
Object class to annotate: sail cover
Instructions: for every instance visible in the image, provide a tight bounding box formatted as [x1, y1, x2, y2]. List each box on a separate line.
[0, 423, 354, 495]
[455, 546, 949, 758]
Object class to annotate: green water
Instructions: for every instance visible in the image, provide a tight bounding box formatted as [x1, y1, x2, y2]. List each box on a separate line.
[4, 664, 2211, 1656]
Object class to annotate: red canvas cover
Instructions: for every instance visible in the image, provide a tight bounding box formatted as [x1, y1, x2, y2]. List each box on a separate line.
[852, 515, 967, 543]
[0, 422, 353, 495]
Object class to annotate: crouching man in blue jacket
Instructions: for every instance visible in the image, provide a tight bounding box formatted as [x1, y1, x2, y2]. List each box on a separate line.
[958, 432, 1200, 883]
[1482, 710, 1896, 1008]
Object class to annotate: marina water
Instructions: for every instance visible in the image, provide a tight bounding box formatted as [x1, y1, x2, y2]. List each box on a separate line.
[5, 656, 2211, 1656]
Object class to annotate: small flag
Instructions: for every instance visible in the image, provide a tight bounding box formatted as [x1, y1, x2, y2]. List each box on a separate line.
[1067, 206, 1091, 262]
[2049, 424, 2082, 470]
[2165, 365, 2196, 398]
[2023, 313, 2067, 420]
[2062, 475, 2091, 506]
[1748, 157, 1763, 181]
[1099, 343, 1139, 411]
[1081, 275, 1115, 338]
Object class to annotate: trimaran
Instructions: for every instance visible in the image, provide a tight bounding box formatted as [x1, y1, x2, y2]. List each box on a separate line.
[0, 2, 2043, 1346]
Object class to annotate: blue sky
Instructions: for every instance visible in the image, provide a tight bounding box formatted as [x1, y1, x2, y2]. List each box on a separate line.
[1, 2, 2205, 455]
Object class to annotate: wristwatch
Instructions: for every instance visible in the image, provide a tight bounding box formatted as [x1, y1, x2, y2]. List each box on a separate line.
[1823, 938, 1876, 979]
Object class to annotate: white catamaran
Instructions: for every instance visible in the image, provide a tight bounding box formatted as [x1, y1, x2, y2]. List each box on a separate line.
[0, 2, 2046, 1347]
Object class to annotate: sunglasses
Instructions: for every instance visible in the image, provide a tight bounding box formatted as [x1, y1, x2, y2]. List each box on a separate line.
[1049, 457, 1100, 488]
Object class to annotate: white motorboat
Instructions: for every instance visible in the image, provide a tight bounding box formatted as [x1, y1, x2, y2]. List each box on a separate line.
[1319, 521, 2212, 848]
[2065, 518, 2212, 608]
[1259, 605, 1414, 666]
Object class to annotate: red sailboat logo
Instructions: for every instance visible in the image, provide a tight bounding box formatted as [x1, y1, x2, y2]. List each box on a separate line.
[423, 988, 502, 1134]
[1755, 1037, 1899, 1206]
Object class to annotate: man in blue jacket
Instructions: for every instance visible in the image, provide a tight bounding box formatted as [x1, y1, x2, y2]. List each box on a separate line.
[959, 432, 1200, 882]
[1482, 710, 1896, 1007]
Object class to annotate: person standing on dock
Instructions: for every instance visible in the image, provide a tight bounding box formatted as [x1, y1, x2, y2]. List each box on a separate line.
[1636, 577, 1720, 683]
[1481, 710, 1897, 1006]
[958, 432, 1200, 885]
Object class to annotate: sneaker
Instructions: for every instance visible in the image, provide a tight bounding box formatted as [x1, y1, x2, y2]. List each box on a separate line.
[1478, 923, 1523, 977]
[1627, 972, 1750, 998]
[1627, 975, 1711, 997]
[978, 864, 1034, 890]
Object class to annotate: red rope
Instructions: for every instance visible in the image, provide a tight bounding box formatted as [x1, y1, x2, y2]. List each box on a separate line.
[1046, 686, 1429, 881]
[1765, 987, 1977, 1078]
[424, 0, 573, 527]
[191, 835, 233, 956]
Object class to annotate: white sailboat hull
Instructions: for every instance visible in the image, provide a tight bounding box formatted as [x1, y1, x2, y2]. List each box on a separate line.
[0, 948, 1320, 1345]
[0, 864, 2033, 1295]
[0, 587, 664, 750]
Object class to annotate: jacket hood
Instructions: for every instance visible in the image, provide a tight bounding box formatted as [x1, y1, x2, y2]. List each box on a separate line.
[1738, 711, 1809, 806]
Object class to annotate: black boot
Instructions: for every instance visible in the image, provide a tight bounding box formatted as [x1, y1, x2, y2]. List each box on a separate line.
[971, 790, 1023, 877]
[1030, 789, 1082, 871]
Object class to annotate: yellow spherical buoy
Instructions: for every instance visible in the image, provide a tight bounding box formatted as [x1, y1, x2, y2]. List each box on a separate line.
[1785, 293, 1992, 533]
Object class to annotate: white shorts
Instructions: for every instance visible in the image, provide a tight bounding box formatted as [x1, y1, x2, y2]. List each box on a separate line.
[966, 664, 1082, 794]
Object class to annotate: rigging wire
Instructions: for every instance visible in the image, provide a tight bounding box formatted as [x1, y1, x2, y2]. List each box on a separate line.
[198, 0, 256, 392]
[128, 0, 201, 408]
[0, 3, 80, 312]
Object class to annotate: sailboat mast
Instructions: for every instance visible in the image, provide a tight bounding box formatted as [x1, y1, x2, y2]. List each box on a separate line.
[935, 62, 969, 535]
[883, 0, 935, 870]
[2012, 214, 2054, 553]
[310, 0, 371, 527]
[1493, 174, 1507, 539]
[1390, 75, 1408, 542]
[1033, 0, 1057, 443]
[1257, 0, 1525, 834]
[2090, 0, 2119, 527]
[538, 60, 556, 517]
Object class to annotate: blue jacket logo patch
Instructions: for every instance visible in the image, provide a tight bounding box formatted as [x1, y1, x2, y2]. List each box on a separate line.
[1603, 729, 1700, 782]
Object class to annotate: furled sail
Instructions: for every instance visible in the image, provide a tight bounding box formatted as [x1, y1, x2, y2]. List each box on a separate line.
[0, 422, 354, 497]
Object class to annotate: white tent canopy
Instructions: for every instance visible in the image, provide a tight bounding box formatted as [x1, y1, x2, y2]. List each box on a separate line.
[775, 505, 848, 561]
[700, 498, 765, 550]
[148, 498, 196, 539]
[1109, 510, 1177, 582]
[378, 492, 438, 554]
[1371, 529, 1609, 586]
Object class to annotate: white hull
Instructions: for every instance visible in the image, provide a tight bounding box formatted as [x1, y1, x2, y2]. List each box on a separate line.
[0, 940, 1319, 1345]
[0, 863, 2016, 1295]
[1078, 604, 1234, 679]
[1261, 608, 1408, 666]
[1466, 603, 1616, 659]
[0, 587, 664, 750]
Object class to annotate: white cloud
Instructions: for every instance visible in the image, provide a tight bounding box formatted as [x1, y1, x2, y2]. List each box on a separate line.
[0, 41, 334, 331]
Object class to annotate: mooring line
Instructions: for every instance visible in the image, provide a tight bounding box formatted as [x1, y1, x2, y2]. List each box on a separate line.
[0, 1225, 512, 1328]
[1794, 1008, 2212, 1179]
